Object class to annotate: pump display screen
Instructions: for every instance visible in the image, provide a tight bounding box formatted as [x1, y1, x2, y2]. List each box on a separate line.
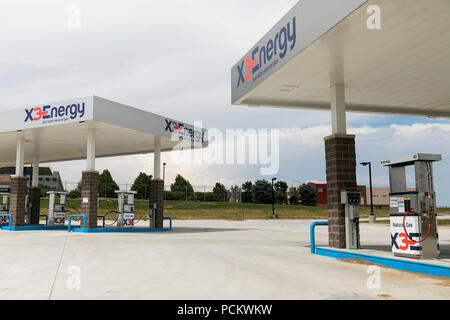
[0, 204, 7, 212]
[124, 204, 134, 213]
[54, 204, 65, 212]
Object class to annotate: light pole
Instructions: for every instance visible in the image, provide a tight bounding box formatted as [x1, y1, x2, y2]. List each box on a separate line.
[163, 163, 166, 181]
[361, 162, 376, 223]
[272, 178, 277, 219]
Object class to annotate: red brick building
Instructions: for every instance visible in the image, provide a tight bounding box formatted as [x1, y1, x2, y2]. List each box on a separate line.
[308, 183, 328, 205]
[308, 182, 367, 206]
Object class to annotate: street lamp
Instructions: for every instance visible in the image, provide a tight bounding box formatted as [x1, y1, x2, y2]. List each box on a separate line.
[272, 178, 277, 219]
[361, 162, 376, 223]
[163, 163, 167, 181]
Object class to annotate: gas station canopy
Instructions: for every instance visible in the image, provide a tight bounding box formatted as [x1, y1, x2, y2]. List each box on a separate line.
[0, 96, 208, 166]
[231, 0, 450, 118]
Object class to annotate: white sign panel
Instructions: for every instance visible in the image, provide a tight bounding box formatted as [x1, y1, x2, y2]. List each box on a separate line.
[390, 215, 421, 256]
[398, 197, 405, 213]
[390, 197, 399, 208]
[123, 212, 135, 227]
[231, 0, 368, 104]
[53, 212, 65, 225]
[0, 96, 94, 134]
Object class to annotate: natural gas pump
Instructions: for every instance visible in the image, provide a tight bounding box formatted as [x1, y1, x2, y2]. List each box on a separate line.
[382, 154, 441, 259]
[48, 191, 68, 226]
[0, 192, 9, 224]
[340, 191, 361, 249]
[116, 191, 136, 228]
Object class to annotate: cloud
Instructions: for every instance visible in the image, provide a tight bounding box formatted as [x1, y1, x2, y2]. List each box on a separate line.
[2, 1, 450, 205]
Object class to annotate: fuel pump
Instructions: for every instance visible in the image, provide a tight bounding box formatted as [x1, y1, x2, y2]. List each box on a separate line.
[340, 191, 361, 249]
[382, 153, 441, 259]
[116, 191, 137, 228]
[48, 191, 68, 226]
[0, 192, 9, 224]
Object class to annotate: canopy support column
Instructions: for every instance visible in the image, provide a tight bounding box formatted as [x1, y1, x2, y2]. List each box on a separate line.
[32, 158, 39, 187]
[154, 146, 161, 180]
[15, 136, 25, 177]
[10, 134, 27, 227]
[150, 142, 164, 229]
[325, 84, 357, 249]
[81, 128, 99, 230]
[28, 157, 41, 225]
[330, 84, 347, 135]
[87, 129, 96, 171]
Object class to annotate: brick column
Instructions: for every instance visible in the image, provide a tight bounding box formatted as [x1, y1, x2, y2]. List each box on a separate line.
[324, 134, 357, 248]
[149, 179, 164, 228]
[28, 187, 41, 225]
[81, 171, 99, 229]
[10, 176, 27, 227]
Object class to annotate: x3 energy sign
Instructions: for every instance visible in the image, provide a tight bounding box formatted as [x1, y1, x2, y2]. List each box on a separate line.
[25, 102, 86, 125]
[165, 119, 206, 146]
[236, 18, 296, 88]
[230, 0, 369, 104]
[231, 3, 301, 104]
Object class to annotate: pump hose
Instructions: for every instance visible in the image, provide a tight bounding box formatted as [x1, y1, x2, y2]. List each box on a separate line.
[402, 207, 434, 244]
[104, 210, 118, 226]
[66, 199, 82, 221]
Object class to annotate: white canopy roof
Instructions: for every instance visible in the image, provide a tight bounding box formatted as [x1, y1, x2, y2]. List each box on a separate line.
[231, 0, 450, 118]
[0, 96, 207, 166]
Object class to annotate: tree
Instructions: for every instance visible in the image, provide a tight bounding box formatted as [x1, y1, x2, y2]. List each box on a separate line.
[213, 182, 228, 202]
[131, 172, 151, 199]
[289, 194, 299, 205]
[67, 181, 82, 198]
[252, 180, 272, 204]
[170, 174, 194, 194]
[99, 169, 119, 198]
[274, 181, 288, 204]
[39, 184, 56, 198]
[230, 185, 241, 203]
[241, 181, 253, 203]
[298, 183, 317, 206]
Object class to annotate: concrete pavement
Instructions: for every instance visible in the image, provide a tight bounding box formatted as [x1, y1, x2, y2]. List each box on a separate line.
[0, 220, 448, 300]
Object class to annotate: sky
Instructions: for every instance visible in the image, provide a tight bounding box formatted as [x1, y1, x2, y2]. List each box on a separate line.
[1, 0, 449, 205]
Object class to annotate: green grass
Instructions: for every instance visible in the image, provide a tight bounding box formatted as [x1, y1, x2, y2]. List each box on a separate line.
[39, 198, 450, 221]
[40, 198, 394, 220]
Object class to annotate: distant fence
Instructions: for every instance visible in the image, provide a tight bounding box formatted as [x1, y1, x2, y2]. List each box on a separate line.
[58, 182, 242, 202]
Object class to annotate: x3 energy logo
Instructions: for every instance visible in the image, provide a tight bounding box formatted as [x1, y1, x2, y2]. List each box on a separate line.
[164, 119, 205, 145]
[25, 107, 49, 121]
[165, 119, 183, 133]
[24, 103, 86, 123]
[236, 16, 297, 88]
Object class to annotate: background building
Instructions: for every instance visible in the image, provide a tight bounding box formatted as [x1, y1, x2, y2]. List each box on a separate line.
[0, 167, 64, 191]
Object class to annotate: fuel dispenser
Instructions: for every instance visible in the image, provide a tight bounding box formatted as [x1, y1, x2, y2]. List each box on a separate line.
[115, 191, 136, 228]
[381, 154, 441, 259]
[340, 191, 361, 249]
[0, 192, 9, 224]
[48, 191, 68, 226]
